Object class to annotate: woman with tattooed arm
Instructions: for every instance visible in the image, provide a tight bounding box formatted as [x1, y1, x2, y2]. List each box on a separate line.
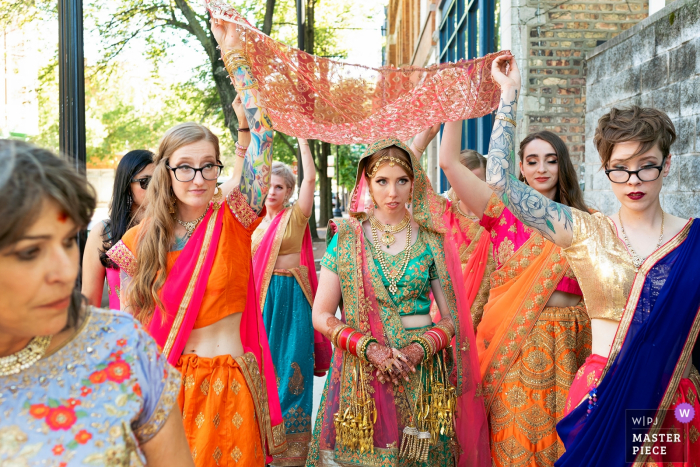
[476, 53, 700, 467]
[439, 53, 592, 466]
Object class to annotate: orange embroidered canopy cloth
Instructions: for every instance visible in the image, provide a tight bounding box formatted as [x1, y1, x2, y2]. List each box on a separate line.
[206, 0, 506, 145]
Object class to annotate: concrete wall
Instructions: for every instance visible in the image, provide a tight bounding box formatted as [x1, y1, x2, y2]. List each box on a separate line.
[584, 0, 700, 216]
[508, 0, 648, 174]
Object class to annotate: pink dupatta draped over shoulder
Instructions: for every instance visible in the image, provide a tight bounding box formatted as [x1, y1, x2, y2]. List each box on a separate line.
[251, 207, 332, 376]
[309, 139, 490, 467]
[109, 199, 286, 461]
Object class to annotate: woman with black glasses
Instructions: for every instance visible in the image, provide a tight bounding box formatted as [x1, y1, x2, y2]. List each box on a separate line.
[105, 17, 287, 466]
[480, 53, 699, 467]
[82, 149, 154, 309]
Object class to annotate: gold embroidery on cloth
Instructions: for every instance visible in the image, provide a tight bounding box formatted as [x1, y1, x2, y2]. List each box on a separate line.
[213, 446, 222, 465]
[690, 426, 699, 444]
[134, 364, 181, 443]
[200, 378, 210, 395]
[231, 446, 243, 462]
[231, 379, 241, 395]
[288, 362, 305, 395]
[195, 412, 205, 429]
[235, 352, 288, 455]
[213, 413, 221, 429]
[213, 378, 224, 396]
[232, 412, 243, 429]
[227, 187, 258, 229]
[105, 240, 138, 277]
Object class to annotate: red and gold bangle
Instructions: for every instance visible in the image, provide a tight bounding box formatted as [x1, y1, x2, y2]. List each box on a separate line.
[347, 332, 364, 357]
[424, 327, 449, 353]
[337, 327, 356, 351]
[330, 324, 350, 348]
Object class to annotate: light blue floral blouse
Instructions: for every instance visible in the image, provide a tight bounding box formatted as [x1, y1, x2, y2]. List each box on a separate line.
[0, 307, 180, 466]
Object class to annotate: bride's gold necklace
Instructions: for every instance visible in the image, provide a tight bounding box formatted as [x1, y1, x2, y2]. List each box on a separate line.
[618, 209, 665, 271]
[370, 219, 413, 294]
[369, 212, 411, 248]
[0, 336, 52, 376]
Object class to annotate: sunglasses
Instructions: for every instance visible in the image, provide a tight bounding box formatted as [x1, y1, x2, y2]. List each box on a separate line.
[131, 176, 152, 190]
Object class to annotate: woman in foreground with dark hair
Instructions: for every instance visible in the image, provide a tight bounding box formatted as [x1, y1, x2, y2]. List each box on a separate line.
[439, 99, 591, 465]
[82, 149, 154, 309]
[0, 140, 192, 466]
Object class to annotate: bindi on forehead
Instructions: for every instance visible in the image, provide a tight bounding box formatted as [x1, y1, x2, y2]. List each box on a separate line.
[57, 211, 69, 223]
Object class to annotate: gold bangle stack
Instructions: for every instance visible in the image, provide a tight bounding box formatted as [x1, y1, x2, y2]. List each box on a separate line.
[330, 324, 350, 347]
[223, 49, 259, 92]
[411, 336, 434, 360]
[357, 336, 376, 363]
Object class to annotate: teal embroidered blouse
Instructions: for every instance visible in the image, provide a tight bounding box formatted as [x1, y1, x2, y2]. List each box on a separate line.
[321, 229, 438, 316]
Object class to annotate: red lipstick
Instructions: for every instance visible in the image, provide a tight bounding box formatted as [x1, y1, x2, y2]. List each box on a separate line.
[627, 192, 645, 200]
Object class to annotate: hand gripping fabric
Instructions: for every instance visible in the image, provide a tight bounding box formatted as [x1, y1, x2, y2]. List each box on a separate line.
[206, 0, 506, 144]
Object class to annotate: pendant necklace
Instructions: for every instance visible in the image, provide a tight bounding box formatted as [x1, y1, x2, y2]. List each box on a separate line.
[618, 209, 665, 271]
[0, 336, 52, 376]
[369, 212, 411, 248]
[370, 218, 413, 294]
[175, 209, 208, 239]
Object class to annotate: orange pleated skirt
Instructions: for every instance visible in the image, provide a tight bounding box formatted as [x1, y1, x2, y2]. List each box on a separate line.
[177, 353, 265, 467]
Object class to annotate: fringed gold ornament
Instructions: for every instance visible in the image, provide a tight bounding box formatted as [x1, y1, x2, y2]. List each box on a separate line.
[334, 355, 377, 454]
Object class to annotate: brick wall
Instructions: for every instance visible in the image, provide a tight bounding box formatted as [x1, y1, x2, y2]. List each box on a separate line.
[509, 0, 648, 174]
[584, 0, 700, 216]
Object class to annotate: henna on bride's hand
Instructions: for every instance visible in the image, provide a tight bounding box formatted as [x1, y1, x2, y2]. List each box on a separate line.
[324, 316, 343, 339]
[399, 343, 424, 371]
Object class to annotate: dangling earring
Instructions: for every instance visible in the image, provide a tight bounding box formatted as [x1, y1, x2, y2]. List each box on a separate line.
[407, 193, 413, 210]
[127, 191, 133, 212]
[212, 185, 223, 208]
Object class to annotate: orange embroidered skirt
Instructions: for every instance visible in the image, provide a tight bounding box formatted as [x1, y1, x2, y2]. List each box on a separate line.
[177, 353, 265, 467]
[489, 303, 591, 467]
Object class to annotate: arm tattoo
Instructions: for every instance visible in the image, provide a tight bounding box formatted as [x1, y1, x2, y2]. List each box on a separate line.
[485, 90, 573, 240]
[231, 65, 273, 214]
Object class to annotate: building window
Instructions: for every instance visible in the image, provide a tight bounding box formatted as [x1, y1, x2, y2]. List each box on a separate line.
[438, 0, 497, 190]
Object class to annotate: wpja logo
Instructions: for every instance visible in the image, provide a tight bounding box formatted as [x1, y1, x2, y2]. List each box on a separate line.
[674, 403, 695, 423]
[625, 409, 690, 463]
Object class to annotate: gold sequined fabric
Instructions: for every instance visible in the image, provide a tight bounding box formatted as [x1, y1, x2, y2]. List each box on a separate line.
[205, 1, 504, 145]
[563, 210, 637, 321]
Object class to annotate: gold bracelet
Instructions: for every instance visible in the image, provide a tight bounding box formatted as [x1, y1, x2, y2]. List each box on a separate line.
[330, 325, 349, 348]
[495, 113, 517, 127]
[357, 336, 377, 363]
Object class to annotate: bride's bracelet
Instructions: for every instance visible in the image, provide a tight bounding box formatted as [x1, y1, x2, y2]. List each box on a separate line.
[331, 325, 378, 361]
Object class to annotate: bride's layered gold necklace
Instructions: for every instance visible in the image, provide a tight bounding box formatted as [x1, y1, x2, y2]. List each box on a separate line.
[369, 212, 412, 294]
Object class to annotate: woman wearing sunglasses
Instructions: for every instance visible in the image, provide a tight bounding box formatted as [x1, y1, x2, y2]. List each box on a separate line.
[82, 149, 154, 309]
[106, 18, 286, 466]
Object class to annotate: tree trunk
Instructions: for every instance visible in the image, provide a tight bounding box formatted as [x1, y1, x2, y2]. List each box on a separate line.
[262, 0, 276, 36]
[318, 141, 332, 226]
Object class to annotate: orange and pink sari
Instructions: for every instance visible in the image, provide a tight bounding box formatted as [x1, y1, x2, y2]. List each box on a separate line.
[475, 194, 591, 466]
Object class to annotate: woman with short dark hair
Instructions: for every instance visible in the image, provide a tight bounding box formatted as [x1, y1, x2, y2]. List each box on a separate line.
[0, 140, 192, 466]
[482, 53, 699, 467]
[82, 149, 154, 309]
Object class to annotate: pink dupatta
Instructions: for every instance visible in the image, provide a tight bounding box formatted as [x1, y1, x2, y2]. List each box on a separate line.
[252, 207, 332, 376]
[142, 201, 285, 461]
[311, 139, 489, 467]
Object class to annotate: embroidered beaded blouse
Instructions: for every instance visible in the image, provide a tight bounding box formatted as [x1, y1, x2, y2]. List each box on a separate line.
[0, 307, 180, 466]
[563, 209, 641, 321]
[110, 189, 262, 329]
[322, 229, 438, 317]
[480, 193, 582, 296]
